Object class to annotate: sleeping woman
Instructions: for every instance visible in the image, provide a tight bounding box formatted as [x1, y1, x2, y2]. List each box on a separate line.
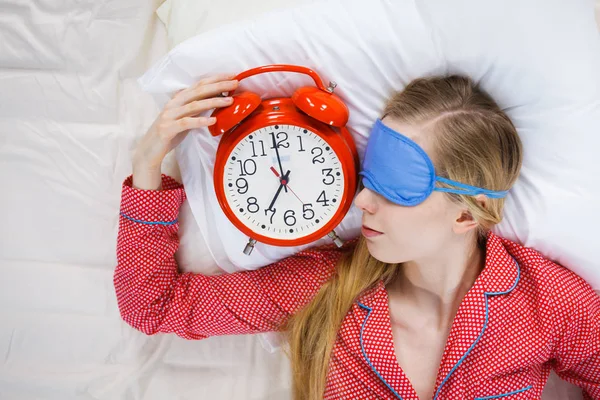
[115, 73, 600, 400]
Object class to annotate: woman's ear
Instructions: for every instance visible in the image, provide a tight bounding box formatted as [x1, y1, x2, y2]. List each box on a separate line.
[454, 210, 478, 234]
[453, 195, 488, 234]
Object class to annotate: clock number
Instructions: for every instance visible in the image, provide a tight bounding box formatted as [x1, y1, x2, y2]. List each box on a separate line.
[264, 207, 276, 224]
[296, 135, 306, 152]
[302, 203, 314, 220]
[321, 168, 334, 185]
[311, 147, 325, 164]
[284, 210, 297, 226]
[250, 140, 267, 158]
[247, 197, 260, 213]
[269, 132, 290, 149]
[317, 190, 330, 207]
[237, 159, 257, 176]
[235, 178, 249, 194]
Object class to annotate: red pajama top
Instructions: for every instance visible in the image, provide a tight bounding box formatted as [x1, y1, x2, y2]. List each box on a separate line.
[114, 175, 600, 400]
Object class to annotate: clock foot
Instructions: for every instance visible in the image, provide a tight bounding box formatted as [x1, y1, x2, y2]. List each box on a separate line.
[327, 230, 344, 247]
[243, 238, 258, 255]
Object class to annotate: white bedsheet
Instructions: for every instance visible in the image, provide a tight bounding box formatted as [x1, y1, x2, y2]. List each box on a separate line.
[0, 1, 598, 400]
[0, 1, 291, 399]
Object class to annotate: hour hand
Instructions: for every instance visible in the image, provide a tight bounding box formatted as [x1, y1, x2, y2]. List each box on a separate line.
[270, 166, 290, 192]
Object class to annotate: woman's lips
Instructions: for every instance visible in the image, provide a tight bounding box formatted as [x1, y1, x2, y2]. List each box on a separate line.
[361, 225, 383, 238]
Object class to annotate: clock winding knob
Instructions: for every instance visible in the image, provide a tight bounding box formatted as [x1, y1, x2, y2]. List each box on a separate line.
[243, 238, 258, 255]
[327, 230, 344, 247]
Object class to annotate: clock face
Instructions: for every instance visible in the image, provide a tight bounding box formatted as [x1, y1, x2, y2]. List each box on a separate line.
[223, 124, 345, 240]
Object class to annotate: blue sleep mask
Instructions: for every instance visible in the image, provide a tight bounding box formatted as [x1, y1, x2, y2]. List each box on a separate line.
[358, 119, 509, 206]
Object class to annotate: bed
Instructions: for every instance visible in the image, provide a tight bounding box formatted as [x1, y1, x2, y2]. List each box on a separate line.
[0, 1, 598, 399]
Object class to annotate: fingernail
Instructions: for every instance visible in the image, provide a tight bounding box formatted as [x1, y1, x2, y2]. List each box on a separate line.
[224, 97, 233, 102]
[209, 117, 217, 123]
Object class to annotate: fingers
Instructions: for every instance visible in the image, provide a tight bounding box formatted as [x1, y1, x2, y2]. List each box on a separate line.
[166, 96, 234, 120]
[156, 73, 241, 139]
[168, 79, 239, 108]
[193, 72, 237, 87]
[159, 116, 217, 138]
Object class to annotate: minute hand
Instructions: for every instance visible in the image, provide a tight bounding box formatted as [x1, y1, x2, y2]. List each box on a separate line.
[272, 132, 288, 193]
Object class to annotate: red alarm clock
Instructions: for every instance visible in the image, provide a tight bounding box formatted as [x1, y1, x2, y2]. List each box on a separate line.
[209, 64, 359, 255]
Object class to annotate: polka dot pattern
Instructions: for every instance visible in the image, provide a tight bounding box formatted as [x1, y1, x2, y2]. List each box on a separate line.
[114, 175, 600, 399]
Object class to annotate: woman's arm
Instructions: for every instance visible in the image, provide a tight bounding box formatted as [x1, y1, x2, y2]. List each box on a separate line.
[114, 174, 356, 340]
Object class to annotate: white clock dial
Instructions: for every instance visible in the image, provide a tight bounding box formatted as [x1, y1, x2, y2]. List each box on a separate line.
[223, 124, 345, 240]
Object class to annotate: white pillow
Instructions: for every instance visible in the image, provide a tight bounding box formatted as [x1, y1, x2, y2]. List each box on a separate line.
[141, 0, 600, 291]
[156, 0, 318, 48]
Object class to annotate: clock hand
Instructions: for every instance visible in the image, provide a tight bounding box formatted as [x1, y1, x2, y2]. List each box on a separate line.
[270, 166, 304, 204]
[271, 132, 288, 193]
[270, 166, 282, 179]
[286, 184, 304, 204]
[266, 170, 291, 212]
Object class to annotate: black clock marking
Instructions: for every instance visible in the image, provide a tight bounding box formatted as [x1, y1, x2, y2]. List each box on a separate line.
[322, 168, 334, 185]
[316, 190, 330, 207]
[236, 178, 248, 194]
[237, 159, 257, 176]
[269, 131, 290, 149]
[250, 139, 267, 158]
[311, 147, 325, 164]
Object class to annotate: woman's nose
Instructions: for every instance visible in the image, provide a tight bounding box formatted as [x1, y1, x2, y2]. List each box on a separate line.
[354, 187, 378, 213]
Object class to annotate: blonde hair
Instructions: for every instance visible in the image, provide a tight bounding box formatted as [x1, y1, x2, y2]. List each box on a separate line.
[281, 75, 523, 399]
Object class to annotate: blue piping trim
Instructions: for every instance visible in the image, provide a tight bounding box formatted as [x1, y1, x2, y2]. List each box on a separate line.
[120, 212, 178, 226]
[357, 301, 404, 400]
[433, 257, 521, 400]
[474, 385, 534, 400]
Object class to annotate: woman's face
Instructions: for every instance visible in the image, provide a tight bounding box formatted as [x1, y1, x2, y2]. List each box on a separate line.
[353, 117, 466, 264]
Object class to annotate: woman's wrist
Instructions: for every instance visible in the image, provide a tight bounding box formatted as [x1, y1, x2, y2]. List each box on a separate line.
[132, 159, 163, 190]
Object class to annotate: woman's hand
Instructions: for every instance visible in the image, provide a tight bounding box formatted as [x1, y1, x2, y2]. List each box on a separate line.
[132, 73, 239, 190]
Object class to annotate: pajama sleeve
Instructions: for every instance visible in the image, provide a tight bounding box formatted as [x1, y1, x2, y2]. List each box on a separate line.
[114, 174, 356, 340]
[551, 274, 600, 400]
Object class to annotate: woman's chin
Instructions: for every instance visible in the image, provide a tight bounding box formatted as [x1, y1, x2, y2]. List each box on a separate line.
[366, 242, 409, 265]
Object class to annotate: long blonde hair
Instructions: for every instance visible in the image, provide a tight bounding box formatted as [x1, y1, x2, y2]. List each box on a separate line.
[281, 75, 523, 399]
